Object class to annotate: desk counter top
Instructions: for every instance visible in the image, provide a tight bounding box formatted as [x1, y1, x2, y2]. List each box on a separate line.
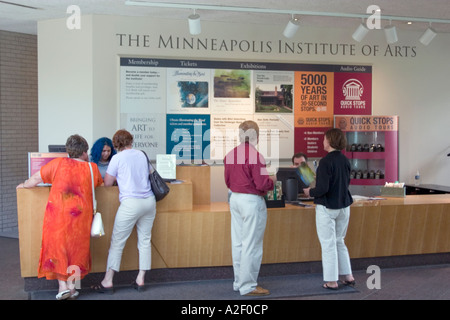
[187, 194, 450, 212]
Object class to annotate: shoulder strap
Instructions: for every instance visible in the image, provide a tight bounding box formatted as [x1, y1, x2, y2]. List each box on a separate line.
[141, 150, 155, 173]
[88, 162, 97, 214]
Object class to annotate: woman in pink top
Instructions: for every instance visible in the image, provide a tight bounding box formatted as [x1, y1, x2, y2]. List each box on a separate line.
[92, 129, 156, 294]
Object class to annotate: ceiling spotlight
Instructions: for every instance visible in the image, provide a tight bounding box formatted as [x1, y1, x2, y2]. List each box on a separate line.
[352, 22, 369, 42]
[419, 25, 437, 46]
[283, 15, 300, 38]
[188, 10, 201, 35]
[384, 22, 398, 44]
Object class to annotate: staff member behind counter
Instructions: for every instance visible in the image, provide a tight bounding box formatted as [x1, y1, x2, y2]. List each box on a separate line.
[291, 152, 308, 168]
[303, 128, 355, 290]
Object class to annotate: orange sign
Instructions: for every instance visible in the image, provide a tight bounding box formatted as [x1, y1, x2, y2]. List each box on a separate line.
[294, 71, 334, 128]
[335, 115, 399, 132]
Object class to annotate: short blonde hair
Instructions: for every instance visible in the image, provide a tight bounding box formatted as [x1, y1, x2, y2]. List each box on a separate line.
[239, 120, 259, 145]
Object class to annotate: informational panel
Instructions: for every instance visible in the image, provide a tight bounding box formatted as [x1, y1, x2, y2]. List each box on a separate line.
[28, 152, 68, 177]
[120, 58, 372, 161]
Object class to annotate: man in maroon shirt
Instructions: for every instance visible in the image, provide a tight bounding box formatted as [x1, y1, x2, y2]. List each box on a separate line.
[224, 120, 275, 296]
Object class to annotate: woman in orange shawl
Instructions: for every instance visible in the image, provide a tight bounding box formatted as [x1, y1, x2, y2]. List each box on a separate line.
[17, 134, 103, 300]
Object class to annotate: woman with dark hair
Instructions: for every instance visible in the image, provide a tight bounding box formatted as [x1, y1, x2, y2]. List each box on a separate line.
[303, 128, 355, 290]
[93, 129, 156, 294]
[17, 134, 103, 300]
[90, 137, 116, 178]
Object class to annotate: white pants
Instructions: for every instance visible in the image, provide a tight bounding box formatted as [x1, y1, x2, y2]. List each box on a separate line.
[229, 192, 267, 295]
[106, 196, 156, 272]
[315, 204, 352, 282]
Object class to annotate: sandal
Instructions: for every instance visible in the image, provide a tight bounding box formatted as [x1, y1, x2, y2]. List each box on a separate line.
[131, 281, 146, 292]
[91, 283, 114, 295]
[342, 280, 356, 287]
[56, 289, 71, 300]
[68, 290, 79, 300]
[323, 283, 339, 290]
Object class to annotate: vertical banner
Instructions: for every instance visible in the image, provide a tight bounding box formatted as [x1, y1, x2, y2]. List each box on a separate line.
[334, 72, 372, 115]
[294, 71, 334, 158]
[166, 114, 210, 163]
[166, 68, 211, 114]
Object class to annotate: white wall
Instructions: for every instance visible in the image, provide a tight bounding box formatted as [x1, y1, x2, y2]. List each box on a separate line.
[38, 16, 94, 150]
[38, 15, 450, 201]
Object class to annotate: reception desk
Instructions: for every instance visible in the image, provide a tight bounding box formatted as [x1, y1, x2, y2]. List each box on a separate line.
[16, 166, 450, 278]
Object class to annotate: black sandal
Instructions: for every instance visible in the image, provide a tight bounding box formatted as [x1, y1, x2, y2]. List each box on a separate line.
[131, 281, 146, 292]
[342, 280, 356, 287]
[91, 283, 114, 294]
[323, 283, 339, 290]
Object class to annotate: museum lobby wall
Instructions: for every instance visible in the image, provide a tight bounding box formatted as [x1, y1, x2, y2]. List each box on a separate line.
[2, 14, 450, 233]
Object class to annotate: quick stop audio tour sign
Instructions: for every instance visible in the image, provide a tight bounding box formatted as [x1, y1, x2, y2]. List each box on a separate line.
[334, 68, 372, 115]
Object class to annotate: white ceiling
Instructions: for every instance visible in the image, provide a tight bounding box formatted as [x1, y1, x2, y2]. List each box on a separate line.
[1, 0, 450, 35]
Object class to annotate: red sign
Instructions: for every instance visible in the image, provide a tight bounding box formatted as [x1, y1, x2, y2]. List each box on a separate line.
[334, 72, 372, 115]
[294, 127, 330, 158]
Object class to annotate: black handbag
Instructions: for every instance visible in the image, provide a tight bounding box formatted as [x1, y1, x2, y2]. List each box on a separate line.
[141, 151, 170, 201]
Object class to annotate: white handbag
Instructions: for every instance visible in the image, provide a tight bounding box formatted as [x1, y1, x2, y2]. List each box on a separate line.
[89, 163, 104, 237]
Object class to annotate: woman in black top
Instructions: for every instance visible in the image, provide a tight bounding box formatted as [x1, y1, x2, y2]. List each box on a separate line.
[304, 128, 355, 290]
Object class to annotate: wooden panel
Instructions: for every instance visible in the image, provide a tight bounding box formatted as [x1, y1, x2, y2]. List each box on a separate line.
[349, 205, 381, 258]
[17, 188, 49, 277]
[436, 204, 450, 252]
[176, 166, 210, 205]
[155, 180, 193, 212]
[263, 209, 321, 263]
[374, 206, 397, 256]
[151, 210, 232, 268]
[420, 204, 442, 253]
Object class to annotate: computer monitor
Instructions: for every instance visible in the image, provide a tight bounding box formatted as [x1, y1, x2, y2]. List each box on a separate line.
[276, 167, 309, 196]
[48, 145, 66, 152]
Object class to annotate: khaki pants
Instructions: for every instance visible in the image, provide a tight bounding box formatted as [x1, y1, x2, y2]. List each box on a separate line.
[315, 204, 352, 282]
[229, 192, 267, 295]
[106, 196, 156, 272]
